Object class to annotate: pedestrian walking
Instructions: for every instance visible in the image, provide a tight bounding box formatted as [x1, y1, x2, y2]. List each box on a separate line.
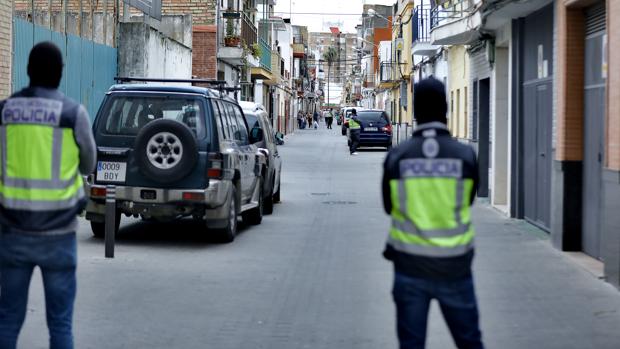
[313, 111, 319, 129]
[325, 108, 334, 129]
[348, 108, 362, 155]
[381, 77, 484, 349]
[0, 42, 97, 349]
[297, 110, 303, 129]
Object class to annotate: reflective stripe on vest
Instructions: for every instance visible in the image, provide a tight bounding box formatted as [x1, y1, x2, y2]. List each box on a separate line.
[387, 158, 474, 258]
[349, 118, 361, 129]
[0, 97, 84, 211]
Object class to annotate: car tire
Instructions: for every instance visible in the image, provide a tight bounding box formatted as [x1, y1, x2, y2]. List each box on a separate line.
[273, 182, 281, 203]
[216, 186, 238, 243]
[134, 119, 198, 184]
[91, 211, 121, 238]
[242, 177, 263, 225]
[264, 178, 274, 215]
[386, 143, 393, 151]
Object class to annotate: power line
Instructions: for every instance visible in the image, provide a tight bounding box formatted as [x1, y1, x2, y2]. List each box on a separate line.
[272, 11, 365, 16]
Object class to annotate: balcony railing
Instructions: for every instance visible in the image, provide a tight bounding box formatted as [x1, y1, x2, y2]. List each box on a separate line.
[380, 62, 396, 82]
[413, 5, 431, 43]
[430, 0, 473, 30]
[221, 12, 257, 47]
[259, 38, 271, 71]
[241, 13, 257, 47]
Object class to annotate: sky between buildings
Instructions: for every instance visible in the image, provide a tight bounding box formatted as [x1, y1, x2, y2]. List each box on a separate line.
[274, 0, 395, 33]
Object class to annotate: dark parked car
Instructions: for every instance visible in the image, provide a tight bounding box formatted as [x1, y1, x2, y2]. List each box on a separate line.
[85, 81, 267, 242]
[346, 109, 393, 150]
[239, 101, 282, 214]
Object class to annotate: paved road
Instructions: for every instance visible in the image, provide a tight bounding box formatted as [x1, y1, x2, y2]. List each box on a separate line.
[17, 125, 620, 348]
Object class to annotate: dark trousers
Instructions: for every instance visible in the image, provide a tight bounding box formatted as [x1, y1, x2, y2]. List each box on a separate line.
[326, 117, 333, 129]
[392, 272, 484, 349]
[349, 129, 360, 153]
[0, 232, 77, 349]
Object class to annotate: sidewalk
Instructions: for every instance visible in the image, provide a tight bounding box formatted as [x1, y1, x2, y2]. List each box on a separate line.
[462, 203, 620, 349]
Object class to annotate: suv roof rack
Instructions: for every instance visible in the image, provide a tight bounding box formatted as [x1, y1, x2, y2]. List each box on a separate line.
[114, 77, 242, 93]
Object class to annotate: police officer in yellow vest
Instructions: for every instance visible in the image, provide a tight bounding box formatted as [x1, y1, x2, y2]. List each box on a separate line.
[348, 108, 362, 155]
[382, 78, 483, 349]
[0, 42, 96, 349]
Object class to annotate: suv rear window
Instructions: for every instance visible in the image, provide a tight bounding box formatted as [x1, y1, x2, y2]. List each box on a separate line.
[101, 95, 206, 138]
[357, 111, 388, 123]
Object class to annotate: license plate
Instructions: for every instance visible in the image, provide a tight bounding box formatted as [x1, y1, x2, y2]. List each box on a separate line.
[365, 127, 378, 132]
[96, 161, 127, 183]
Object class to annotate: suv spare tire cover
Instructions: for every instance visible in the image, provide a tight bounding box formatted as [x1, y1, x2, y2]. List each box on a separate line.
[134, 119, 199, 184]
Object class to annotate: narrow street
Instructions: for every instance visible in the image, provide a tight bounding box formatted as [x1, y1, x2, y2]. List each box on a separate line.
[13, 127, 620, 349]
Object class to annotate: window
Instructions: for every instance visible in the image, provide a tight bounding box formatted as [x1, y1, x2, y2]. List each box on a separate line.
[223, 102, 239, 141]
[102, 95, 205, 138]
[216, 100, 232, 140]
[456, 89, 461, 138]
[211, 100, 228, 140]
[464, 86, 468, 139]
[233, 106, 250, 145]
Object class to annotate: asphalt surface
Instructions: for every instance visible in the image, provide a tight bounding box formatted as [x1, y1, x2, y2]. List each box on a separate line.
[16, 124, 620, 349]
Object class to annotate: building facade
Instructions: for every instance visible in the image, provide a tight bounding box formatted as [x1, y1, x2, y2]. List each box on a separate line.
[554, 0, 620, 290]
[0, 0, 12, 99]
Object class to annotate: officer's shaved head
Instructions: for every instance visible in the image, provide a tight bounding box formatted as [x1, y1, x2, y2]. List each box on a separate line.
[28, 41, 63, 89]
[414, 77, 448, 125]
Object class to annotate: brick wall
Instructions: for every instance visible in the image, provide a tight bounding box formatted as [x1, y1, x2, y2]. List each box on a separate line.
[0, 0, 12, 98]
[193, 25, 217, 80]
[608, 0, 620, 170]
[162, 0, 217, 25]
[555, 1, 586, 161]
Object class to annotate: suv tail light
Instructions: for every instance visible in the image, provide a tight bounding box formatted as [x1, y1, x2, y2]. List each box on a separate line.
[182, 192, 205, 201]
[90, 187, 107, 198]
[382, 123, 393, 134]
[207, 152, 223, 178]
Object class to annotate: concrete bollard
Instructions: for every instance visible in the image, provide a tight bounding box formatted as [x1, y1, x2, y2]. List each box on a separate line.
[104, 185, 116, 258]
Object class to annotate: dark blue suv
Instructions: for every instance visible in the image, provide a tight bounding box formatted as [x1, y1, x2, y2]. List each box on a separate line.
[85, 81, 268, 242]
[347, 110, 393, 150]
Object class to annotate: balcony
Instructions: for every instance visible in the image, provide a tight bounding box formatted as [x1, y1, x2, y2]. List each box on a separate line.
[378, 62, 399, 89]
[412, 5, 440, 57]
[217, 12, 258, 66]
[250, 37, 274, 80]
[293, 35, 306, 58]
[430, 0, 481, 45]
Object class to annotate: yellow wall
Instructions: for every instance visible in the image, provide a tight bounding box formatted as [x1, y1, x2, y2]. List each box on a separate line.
[447, 45, 469, 138]
[391, 1, 415, 124]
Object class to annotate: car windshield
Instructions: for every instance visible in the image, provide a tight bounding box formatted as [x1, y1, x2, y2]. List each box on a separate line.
[102, 95, 206, 138]
[357, 112, 388, 123]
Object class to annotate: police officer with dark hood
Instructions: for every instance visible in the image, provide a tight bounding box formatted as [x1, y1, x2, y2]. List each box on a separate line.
[381, 77, 484, 349]
[0, 41, 96, 349]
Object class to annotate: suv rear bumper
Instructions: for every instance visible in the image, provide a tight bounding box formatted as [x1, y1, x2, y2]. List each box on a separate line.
[85, 179, 233, 221]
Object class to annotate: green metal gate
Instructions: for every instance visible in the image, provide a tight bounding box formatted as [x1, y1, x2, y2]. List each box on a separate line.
[12, 18, 117, 119]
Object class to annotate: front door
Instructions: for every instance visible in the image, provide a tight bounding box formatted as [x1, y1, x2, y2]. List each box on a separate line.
[582, 2, 606, 259]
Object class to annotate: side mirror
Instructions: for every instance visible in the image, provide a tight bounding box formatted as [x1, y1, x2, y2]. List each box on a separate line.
[275, 132, 284, 145]
[250, 127, 264, 143]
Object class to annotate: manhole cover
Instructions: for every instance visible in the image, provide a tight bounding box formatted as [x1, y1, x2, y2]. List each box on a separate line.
[321, 201, 357, 205]
[310, 192, 330, 196]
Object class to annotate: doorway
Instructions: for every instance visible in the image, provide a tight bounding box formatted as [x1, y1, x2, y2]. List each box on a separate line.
[477, 78, 490, 198]
[582, 2, 606, 259]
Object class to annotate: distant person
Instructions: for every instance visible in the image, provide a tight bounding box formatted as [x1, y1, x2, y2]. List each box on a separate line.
[381, 77, 483, 349]
[325, 108, 334, 129]
[348, 108, 362, 155]
[0, 42, 97, 349]
[313, 111, 319, 129]
[297, 110, 303, 129]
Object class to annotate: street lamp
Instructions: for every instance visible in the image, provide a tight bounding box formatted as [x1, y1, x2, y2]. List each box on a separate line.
[367, 8, 390, 22]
